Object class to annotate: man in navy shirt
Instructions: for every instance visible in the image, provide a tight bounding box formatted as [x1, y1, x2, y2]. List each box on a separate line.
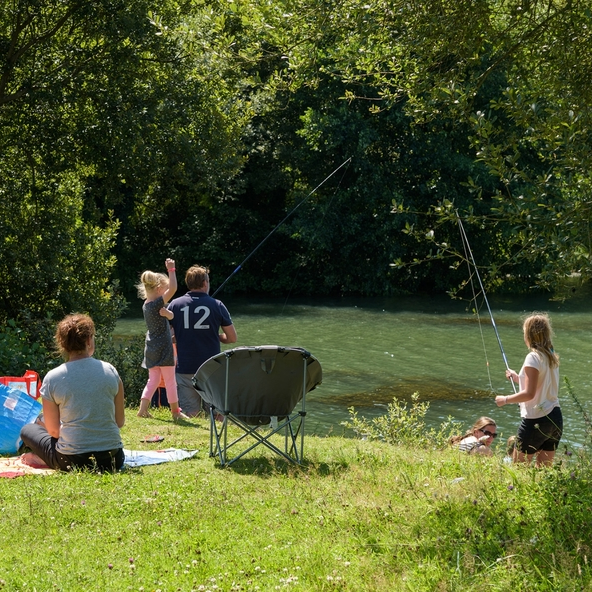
[168, 265, 237, 416]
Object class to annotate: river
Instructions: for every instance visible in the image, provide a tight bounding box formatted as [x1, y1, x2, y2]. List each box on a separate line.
[116, 287, 592, 449]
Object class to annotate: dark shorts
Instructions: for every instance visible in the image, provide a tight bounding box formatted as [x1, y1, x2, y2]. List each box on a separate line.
[20, 423, 124, 473]
[55, 448, 125, 473]
[516, 406, 563, 454]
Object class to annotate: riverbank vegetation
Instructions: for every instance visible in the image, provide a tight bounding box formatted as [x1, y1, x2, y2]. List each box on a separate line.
[2, 1, 592, 372]
[1, 409, 591, 591]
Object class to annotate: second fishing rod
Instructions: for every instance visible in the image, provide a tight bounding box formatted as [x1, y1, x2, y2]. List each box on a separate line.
[212, 157, 352, 297]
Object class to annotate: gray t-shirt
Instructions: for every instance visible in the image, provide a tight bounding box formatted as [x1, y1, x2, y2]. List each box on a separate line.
[41, 357, 123, 455]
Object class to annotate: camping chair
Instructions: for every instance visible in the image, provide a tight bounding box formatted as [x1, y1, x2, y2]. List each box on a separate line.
[192, 346, 322, 467]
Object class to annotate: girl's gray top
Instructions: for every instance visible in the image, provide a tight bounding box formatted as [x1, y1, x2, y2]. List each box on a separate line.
[41, 357, 123, 455]
[142, 295, 175, 368]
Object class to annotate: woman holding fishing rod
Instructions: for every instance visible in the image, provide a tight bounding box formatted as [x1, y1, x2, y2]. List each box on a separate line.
[495, 313, 562, 467]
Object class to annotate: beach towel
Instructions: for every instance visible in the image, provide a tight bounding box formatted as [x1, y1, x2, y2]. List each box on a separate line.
[122, 448, 198, 467]
[0, 453, 55, 478]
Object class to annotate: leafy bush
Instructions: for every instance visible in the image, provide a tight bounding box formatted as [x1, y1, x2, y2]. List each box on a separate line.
[0, 319, 52, 376]
[95, 334, 147, 407]
[343, 392, 461, 449]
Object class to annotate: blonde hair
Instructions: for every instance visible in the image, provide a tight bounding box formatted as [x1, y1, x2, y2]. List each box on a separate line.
[136, 270, 169, 300]
[523, 312, 559, 368]
[55, 314, 95, 360]
[449, 416, 496, 445]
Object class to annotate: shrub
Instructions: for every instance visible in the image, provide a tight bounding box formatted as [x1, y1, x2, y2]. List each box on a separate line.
[95, 334, 147, 407]
[342, 392, 461, 449]
[0, 319, 51, 376]
[0, 322, 146, 407]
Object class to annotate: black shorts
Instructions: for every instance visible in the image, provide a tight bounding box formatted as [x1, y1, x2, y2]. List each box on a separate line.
[56, 448, 125, 473]
[516, 406, 563, 454]
[20, 423, 124, 473]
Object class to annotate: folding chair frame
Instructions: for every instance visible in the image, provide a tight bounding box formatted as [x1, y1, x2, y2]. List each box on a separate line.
[203, 348, 313, 467]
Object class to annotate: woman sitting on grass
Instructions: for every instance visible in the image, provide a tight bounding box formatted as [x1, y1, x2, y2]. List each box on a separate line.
[20, 314, 125, 472]
[449, 416, 498, 456]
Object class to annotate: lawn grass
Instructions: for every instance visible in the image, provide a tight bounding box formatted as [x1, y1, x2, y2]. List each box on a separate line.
[1, 408, 591, 591]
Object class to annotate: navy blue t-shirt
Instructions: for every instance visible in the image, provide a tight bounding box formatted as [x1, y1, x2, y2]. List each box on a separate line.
[167, 291, 233, 374]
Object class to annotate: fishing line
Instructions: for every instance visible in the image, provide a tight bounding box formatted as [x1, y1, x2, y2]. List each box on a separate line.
[456, 211, 517, 393]
[458, 223, 495, 391]
[212, 157, 352, 297]
[279, 159, 351, 313]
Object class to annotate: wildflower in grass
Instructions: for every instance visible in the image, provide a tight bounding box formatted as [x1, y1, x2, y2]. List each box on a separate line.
[507, 485, 514, 491]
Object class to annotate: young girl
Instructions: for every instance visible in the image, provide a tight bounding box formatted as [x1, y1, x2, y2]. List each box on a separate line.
[495, 313, 562, 467]
[136, 258, 187, 421]
[449, 416, 497, 456]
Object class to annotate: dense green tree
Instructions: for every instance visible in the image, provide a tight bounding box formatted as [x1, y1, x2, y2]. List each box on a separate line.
[191, 0, 501, 295]
[316, 0, 592, 291]
[3, 0, 592, 353]
[225, 0, 592, 293]
[0, 0, 248, 342]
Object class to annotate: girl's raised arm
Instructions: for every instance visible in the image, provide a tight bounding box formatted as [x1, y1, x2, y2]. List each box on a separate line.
[162, 258, 177, 303]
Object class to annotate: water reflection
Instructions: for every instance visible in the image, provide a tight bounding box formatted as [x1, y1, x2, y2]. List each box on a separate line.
[321, 380, 493, 408]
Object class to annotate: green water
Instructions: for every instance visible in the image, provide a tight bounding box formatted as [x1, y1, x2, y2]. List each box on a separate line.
[117, 290, 592, 448]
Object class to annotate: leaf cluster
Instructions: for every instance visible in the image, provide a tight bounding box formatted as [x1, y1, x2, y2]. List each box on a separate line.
[343, 392, 462, 449]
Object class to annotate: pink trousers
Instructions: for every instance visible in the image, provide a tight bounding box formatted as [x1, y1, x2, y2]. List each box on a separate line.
[140, 366, 178, 404]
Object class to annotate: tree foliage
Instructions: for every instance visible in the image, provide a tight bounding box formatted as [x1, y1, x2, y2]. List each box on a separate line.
[3, 0, 592, 371]
[220, 0, 592, 293]
[0, 0, 249, 349]
[288, 0, 592, 291]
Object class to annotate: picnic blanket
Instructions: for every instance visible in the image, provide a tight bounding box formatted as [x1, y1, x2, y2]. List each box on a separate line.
[122, 448, 198, 467]
[0, 453, 55, 478]
[0, 448, 198, 477]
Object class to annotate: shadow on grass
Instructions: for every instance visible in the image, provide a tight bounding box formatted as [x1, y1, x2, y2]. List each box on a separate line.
[212, 456, 349, 477]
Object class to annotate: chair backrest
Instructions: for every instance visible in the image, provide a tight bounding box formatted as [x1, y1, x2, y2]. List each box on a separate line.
[193, 346, 322, 425]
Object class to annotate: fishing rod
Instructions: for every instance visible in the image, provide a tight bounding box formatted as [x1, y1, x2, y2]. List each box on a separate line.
[212, 157, 352, 297]
[455, 210, 517, 393]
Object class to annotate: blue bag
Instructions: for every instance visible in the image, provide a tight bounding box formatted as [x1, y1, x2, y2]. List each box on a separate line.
[0, 383, 42, 455]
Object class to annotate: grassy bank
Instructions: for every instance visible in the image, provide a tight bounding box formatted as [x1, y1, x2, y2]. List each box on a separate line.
[1, 409, 590, 591]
